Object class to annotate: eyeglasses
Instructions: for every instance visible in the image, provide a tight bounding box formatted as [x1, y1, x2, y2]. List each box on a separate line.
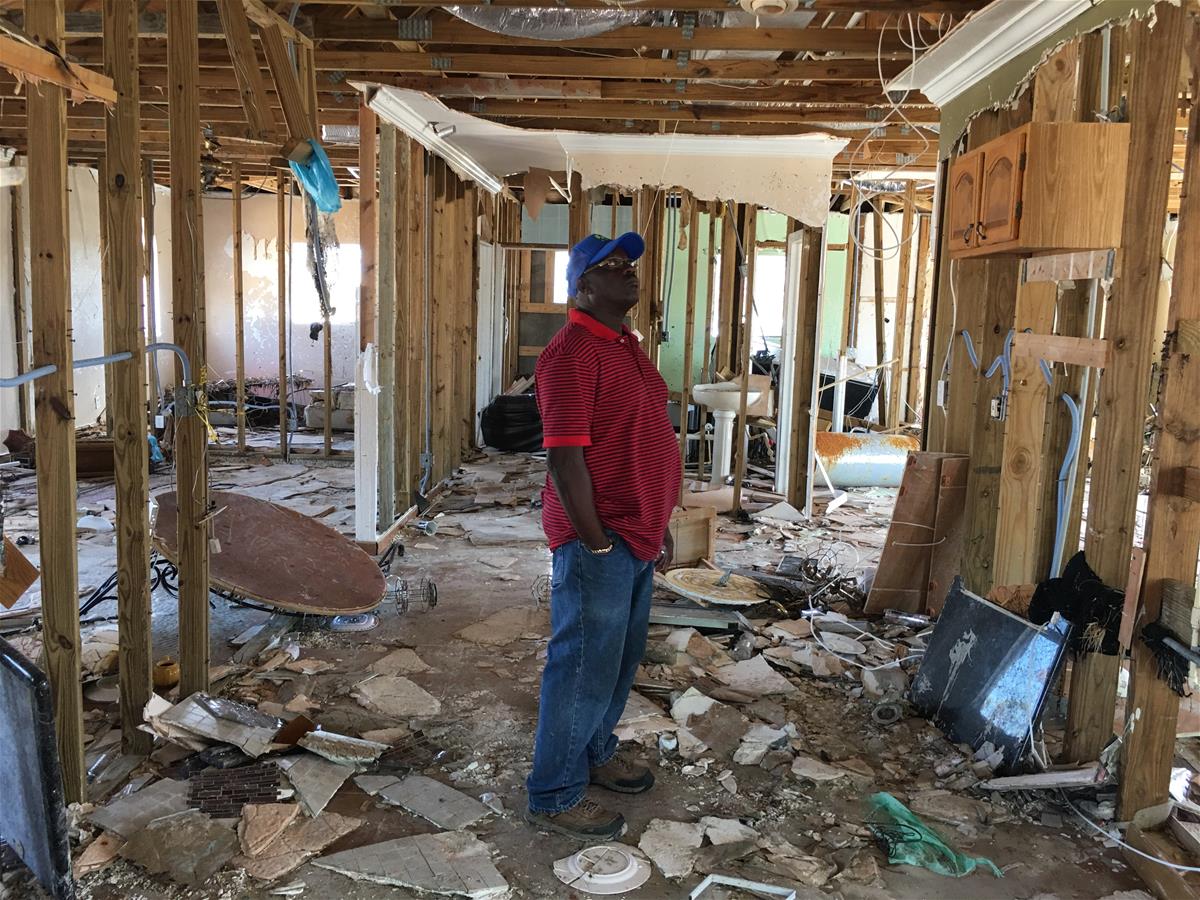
[586, 257, 638, 274]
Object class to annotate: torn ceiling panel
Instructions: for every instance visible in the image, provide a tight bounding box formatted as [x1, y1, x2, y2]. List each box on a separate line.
[362, 86, 847, 227]
[561, 132, 840, 227]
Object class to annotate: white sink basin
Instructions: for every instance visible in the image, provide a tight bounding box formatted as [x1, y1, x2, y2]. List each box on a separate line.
[692, 381, 762, 412]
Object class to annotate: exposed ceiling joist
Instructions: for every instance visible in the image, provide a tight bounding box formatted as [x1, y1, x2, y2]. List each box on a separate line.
[315, 50, 908, 81]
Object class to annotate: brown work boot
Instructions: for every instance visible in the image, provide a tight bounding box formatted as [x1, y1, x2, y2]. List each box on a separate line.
[525, 795, 626, 842]
[590, 748, 655, 794]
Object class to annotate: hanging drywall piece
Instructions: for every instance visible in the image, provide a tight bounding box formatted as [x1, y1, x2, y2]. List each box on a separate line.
[362, 87, 846, 225]
[523, 168, 553, 221]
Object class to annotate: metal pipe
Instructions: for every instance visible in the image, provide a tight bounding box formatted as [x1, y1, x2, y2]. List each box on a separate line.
[816, 431, 919, 488]
[0, 365, 58, 388]
[0, 345, 189, 391]
[145, 342, 192, 386]
[74, 352, 133, 369]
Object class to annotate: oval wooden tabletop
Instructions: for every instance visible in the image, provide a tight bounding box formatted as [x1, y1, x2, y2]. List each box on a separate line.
[152, 490, 385, 615]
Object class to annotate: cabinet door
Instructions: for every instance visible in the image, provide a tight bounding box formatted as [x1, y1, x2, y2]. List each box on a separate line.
[947, 150, 983, 249]
[977, 130, 1026, 246]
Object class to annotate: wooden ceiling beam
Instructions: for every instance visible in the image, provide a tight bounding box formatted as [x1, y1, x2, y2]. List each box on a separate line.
[302, 0, 983, 11]
[325, 74, 930, 106]
[449, 97, 937, 126]
[310, 19, 912, 54]
[215, 0, 279, 140]
[61, 44, 906, 82]
[314, 50, 907, 81]
[0, 32, 115, 103]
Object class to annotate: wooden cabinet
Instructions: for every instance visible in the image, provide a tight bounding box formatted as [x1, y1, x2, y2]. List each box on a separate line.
[947, 150, 982, 250]
[948, 122, 1129, 259]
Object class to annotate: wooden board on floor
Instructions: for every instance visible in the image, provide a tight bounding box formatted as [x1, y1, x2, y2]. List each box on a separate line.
[927, 456, 969, 616]
[668, 507, 716, 570]
[1124, 825, 1200, 900]
[0, 539, 39, 610]
[866, 452, 948, 615]
[152, 491, 385, 615]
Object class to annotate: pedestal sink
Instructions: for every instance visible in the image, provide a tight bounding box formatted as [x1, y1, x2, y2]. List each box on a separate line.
[691, 382, 762, 484]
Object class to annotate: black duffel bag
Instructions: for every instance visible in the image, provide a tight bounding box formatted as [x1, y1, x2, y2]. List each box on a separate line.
[480, 393, 543, 452]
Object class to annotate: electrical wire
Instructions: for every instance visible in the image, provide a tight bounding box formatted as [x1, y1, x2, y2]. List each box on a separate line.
[843, 13, 944, 260]
[1062, 792, 1200, 874]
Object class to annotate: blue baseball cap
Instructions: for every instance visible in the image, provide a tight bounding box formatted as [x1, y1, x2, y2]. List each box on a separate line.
[566, 231, 645, 298]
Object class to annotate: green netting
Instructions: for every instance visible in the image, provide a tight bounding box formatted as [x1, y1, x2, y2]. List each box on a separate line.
[867, 792, 1003, 879]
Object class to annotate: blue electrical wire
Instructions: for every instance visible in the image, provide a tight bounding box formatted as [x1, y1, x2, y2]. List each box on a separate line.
[1050, 393, 1083, 579]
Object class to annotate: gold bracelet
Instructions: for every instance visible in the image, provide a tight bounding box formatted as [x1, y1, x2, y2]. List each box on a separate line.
[588, 541, 615, 555]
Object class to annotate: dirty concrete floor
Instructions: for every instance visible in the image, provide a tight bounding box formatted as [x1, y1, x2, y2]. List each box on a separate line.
[1, 452, 1150, 899]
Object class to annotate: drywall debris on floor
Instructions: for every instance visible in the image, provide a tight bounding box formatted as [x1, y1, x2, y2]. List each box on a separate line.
[274, 754, 355, 818]
[238, 803, 300, 858]
[352, 674, 442, 718]
[637, 819, 705, 879]
[89, 777, 191, 838]
[119, 809, 239, 887]
[373, 774, 492, 830]
[369, 647, 431, 675]
[297, 730, 390, 768]
[235, 812, 362, 882]
[314, 831, 509, 898]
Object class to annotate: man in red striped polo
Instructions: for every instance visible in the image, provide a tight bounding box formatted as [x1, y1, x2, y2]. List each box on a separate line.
[525, 232, 682, 841]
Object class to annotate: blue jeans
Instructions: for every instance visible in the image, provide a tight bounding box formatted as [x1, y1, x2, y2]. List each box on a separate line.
[526, 534, 655, 814]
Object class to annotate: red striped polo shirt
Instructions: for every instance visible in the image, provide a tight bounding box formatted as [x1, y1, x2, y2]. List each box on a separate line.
[536, 309, 681, 561]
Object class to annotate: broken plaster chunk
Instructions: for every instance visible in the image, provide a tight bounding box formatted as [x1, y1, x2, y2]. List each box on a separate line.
[274, 754, 355, 818]
[297, 730, 390, 769]
[637, 819, 705, 880]
[456, 605, 547, 646]
[314, 831, 509, 898]
[358, 725, 411, 745]
[354, 774, 401, 796]
[670, 687, 717, 726]
[236, 812, 362, 882]
[88, 776, 191, 838]
[353, 675, 442, 718]
[119, 809, 239, 887]
[369, 648, 431, 676]
[73, 832, 126, 878]
[376, 775, 491, 830]
[714, 654, 798, 697]
[767, 619, 813, 642]
[791, 754, 851, 783]
[699, 816, 760, 847]
[861, 664, 910, 699]
[238, 803, 301, 858]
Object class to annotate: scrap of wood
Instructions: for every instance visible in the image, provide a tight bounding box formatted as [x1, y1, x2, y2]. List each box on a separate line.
[1125, 824, 1200, 900]
[1010, 332, 1109, 369]
[258, 23, 314, 144]
[980, 765, 1101, 791]
[0, 538, 39, 609]
[1170, 815, 1200, 862]
[242, 0, 312, 48]
[214, 0, 278, 141]
[0, 33, 116, 104]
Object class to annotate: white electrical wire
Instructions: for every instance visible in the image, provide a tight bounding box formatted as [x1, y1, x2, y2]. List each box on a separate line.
[844, 14, 942, 260]
[1062, 792, 1200, 874]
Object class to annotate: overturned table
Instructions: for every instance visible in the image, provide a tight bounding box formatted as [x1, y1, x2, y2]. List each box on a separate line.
[152, 490, 385, 615]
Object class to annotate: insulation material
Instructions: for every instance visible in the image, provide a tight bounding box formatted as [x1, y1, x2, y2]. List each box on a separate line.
[363, 87, 846, 226]
[562, 132, 840, 227]
[444, 6, 646, 39]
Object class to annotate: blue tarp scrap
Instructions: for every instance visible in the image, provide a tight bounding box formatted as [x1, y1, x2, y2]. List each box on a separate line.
[288, 139, 342, 214]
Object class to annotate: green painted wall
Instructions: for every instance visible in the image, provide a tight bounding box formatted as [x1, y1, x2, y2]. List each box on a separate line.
[657, 209, 852, 390]
[820, 213, 850, 360]
[658, 211, 716, 393]
[938, 1, 1155, 158]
